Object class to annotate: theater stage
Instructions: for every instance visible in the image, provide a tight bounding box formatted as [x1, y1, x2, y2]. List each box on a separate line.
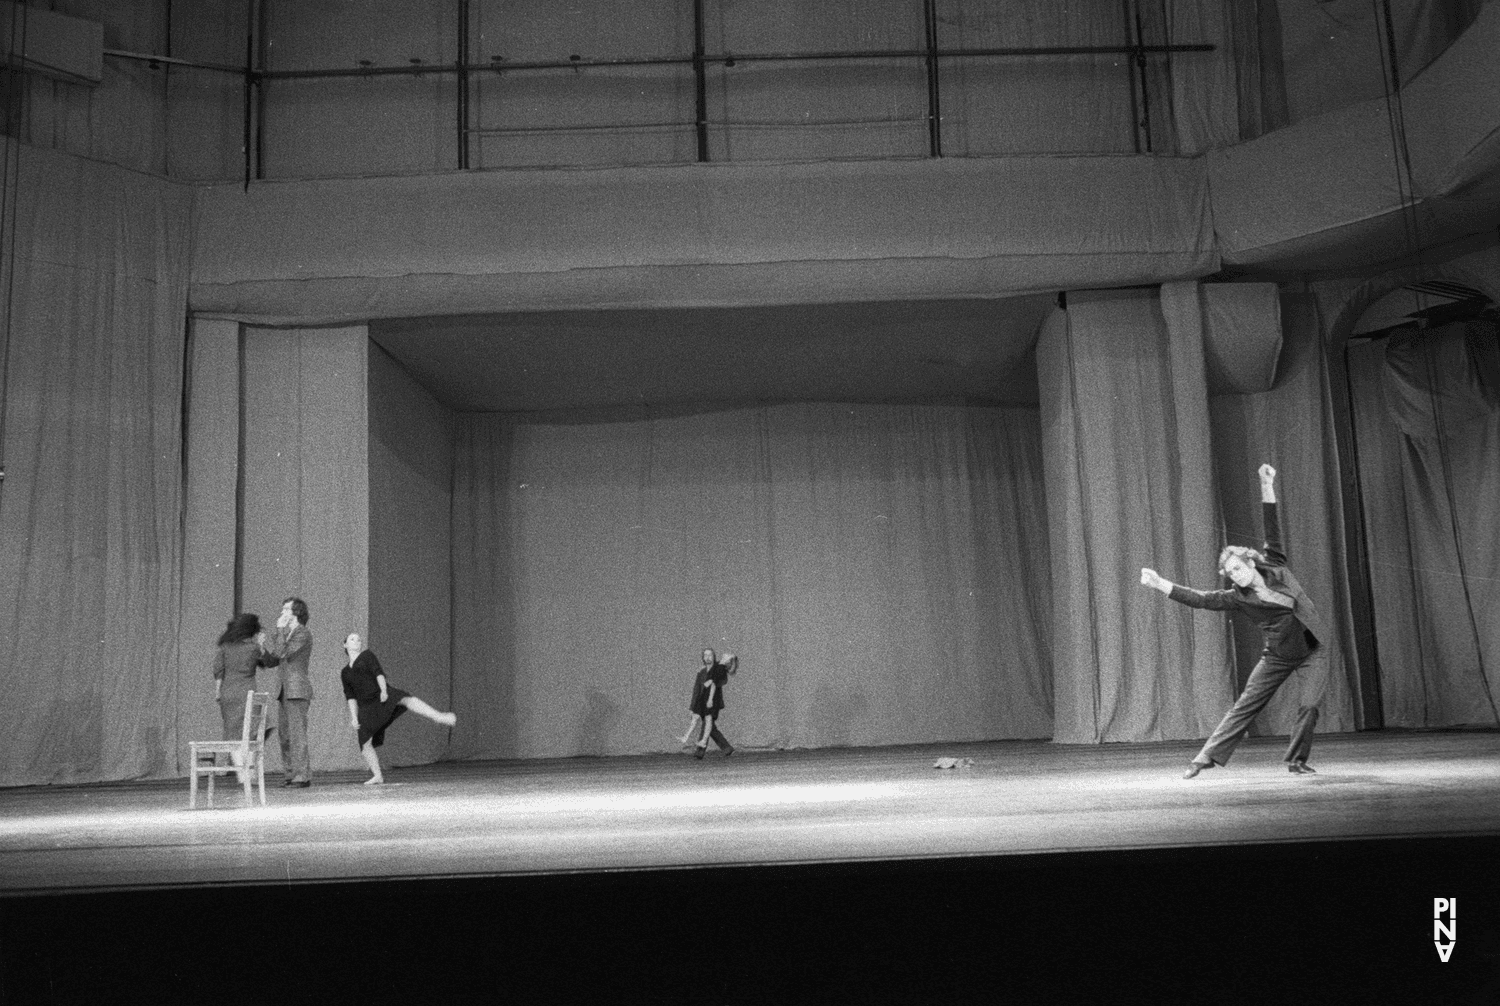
[3, 730, 1498, 895]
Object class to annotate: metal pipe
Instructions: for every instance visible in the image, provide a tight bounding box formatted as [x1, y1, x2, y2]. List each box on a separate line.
[922, 0, 942, 157]
[254, 0, 266, 180]
[1120, 0, 1142, 154]
[1132, 0, 1154, 153]
[241, 2, 253, 189]
[164, 42, 1214, 82]
[104, 48, 245, 73]
[457, 0, 470, 169]
[693, 0, 708, 162]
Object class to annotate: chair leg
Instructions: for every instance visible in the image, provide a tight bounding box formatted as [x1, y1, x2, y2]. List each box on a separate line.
[255, 754, 266, 807]
[206, 758, 215, 808]
[241, 748, 252, 804]
[189, 753, 198, 810]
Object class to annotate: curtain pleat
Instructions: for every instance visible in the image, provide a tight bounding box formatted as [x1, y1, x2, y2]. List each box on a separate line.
[0, 141, 192, 786]
[451, 402, 1053, 758]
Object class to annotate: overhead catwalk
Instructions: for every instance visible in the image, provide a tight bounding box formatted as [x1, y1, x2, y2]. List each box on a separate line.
[1, 731, 1497, 896]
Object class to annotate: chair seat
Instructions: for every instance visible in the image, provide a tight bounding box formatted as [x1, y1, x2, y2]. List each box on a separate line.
[191, 740, 264, 755]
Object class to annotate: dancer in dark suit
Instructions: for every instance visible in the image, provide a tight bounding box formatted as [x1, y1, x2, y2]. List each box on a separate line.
[1140, 464, 1328, 778]
[265, 597, 315, 787]
[693, 652, 738, 760]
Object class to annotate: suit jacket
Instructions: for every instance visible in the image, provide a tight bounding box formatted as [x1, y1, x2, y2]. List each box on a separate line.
[267, 623, 315, 700]
[1169, 501, 1327, 659]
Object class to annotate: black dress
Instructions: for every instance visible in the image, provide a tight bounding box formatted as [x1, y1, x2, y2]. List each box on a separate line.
[340, 649, 410, 748]
[696, 661, 729, 717]
[688, 667, 711, 716]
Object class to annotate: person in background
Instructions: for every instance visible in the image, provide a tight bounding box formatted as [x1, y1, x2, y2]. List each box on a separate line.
[678, 648, 717, 746]
[694, 651, 738, 760]
[1140, 463, 1327, 779]
[340, 632, 457, 785]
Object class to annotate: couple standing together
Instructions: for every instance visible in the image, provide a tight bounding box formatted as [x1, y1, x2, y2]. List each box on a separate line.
[680, 649, 738, 759]
[212, 597, 315, 787]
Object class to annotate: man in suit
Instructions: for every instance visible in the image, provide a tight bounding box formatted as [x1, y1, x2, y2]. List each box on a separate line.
[266, 596, 315, 787]
[1140, 464, 1328, 779]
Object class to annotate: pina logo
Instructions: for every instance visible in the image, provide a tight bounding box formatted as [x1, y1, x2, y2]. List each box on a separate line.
[1434, 898, 1456, 962]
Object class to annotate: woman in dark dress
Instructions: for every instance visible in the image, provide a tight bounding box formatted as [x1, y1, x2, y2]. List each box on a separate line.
[678, 648, 717, 746]
[340, 632, 457, 785]
[693, 651, 738, 760]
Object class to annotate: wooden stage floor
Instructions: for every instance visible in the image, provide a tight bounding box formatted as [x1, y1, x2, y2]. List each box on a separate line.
[3, 730, 1498, 894]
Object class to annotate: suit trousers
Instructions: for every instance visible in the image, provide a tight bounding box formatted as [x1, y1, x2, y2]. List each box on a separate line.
[278, 697, 312, 782]
[1195, 648, 1325, 767]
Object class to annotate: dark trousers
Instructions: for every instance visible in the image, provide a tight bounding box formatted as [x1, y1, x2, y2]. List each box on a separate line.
[696, 717, 732, 752]
[278, 697, 312, 782]
[1195, 648, 1325, 767]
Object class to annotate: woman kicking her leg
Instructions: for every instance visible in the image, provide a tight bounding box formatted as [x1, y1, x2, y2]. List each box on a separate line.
[340, 632, 457, 785]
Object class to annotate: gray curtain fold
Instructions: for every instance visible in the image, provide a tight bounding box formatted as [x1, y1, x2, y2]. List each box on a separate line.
[451, 402, 1054, 759]
[1208, 290, 1360, 733]
[0, 141, 193, 786]
[1347, 321, 1500, 727]
[1038, 287, 1233, 744]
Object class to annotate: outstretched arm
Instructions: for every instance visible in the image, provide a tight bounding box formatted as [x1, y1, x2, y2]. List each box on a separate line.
[1140, 568, 1237, 610]
[1259, 463, 1288, 564]
[1139, 568, 1175, 595]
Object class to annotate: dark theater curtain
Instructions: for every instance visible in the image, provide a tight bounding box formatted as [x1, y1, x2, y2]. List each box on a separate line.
[1347, 322, 1500, 727]
[451, 402, 1052, 759]
[0, 142, 192, 786]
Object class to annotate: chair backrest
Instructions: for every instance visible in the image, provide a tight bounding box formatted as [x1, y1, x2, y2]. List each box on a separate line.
[241, 690, 274, 746]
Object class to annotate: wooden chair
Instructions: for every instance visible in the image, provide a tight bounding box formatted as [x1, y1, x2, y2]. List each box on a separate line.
[189, 691, 273, 809]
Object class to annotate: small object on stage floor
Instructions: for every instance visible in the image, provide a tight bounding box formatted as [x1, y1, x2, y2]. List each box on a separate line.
[932, 757, 974, 770]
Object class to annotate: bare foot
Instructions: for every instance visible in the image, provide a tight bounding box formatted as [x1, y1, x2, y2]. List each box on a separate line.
[363, 776, 384, 786]
[440, 712, 457, 727]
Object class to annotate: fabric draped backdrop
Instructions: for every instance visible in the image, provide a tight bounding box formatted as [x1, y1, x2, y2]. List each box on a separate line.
[1346, 321, 1500, 727]
[0, 140, 193, 786]
[1037, 288, 1235, 744]
[451, 403, 1054, 758]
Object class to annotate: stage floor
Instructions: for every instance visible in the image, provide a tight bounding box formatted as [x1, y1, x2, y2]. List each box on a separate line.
[2, 730, 1498, 895]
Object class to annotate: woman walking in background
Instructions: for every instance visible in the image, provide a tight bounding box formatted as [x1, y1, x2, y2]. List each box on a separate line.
[678, 648, 717, 746]
[694, 651, 738, 760]
[340, 632, 457, 785]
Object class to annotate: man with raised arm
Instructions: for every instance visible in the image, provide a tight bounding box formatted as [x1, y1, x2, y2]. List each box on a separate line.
[1140, 464, 1328, 779]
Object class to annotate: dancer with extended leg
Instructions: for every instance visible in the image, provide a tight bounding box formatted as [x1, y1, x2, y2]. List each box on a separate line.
[1140, 464, 1328, 779]
[340, 632, 457, 785]
[694, 652, 738, 760]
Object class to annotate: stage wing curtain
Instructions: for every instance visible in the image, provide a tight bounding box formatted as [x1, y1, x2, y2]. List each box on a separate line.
[1346, 322, 1500, 727]
[1037, 289, 1234, 745]
[0, 140, 192, 786]
[451, 402, 1052, 759]
[1208, 291, 1360, 732]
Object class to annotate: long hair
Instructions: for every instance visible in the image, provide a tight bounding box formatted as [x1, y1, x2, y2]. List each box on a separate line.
[1217, 545, 1266, 578]
[217, 613, 261, 646]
